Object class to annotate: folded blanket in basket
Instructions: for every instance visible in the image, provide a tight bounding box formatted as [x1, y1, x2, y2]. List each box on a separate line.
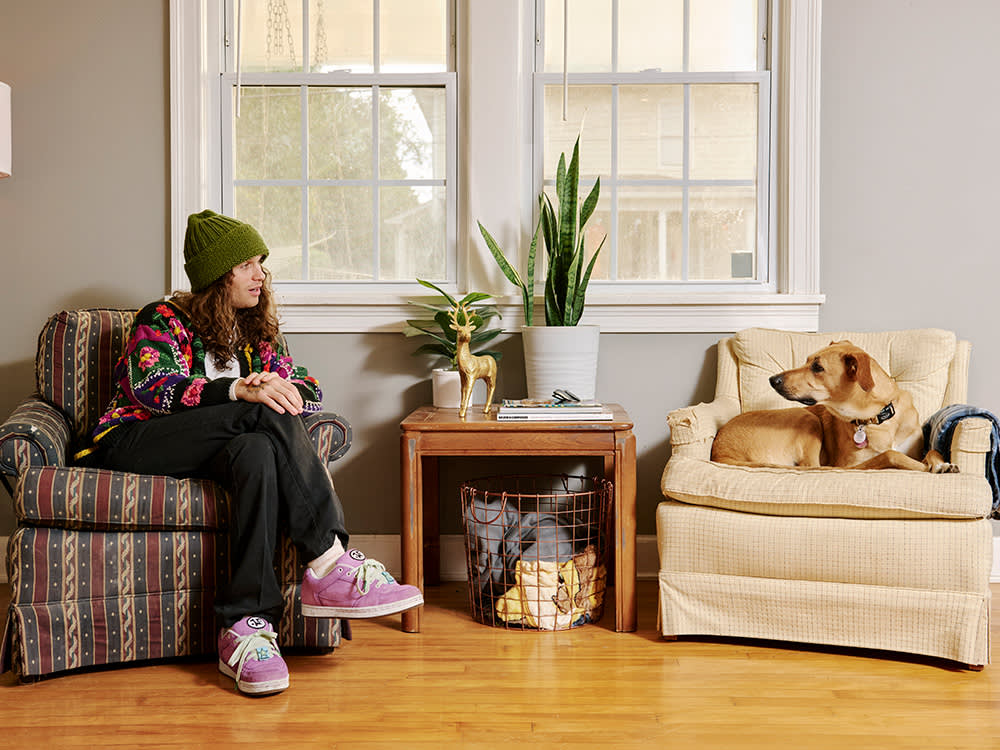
[923, 404, 1000, 515]
[495, 545, 606, 630]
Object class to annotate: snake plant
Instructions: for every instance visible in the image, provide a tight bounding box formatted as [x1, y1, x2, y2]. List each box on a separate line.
[478, 134, 605, 326]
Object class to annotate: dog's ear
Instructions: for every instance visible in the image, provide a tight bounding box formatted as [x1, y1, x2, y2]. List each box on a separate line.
[843, 352, 875, 391]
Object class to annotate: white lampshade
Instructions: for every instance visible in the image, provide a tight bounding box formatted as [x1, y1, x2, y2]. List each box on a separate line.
[0, 82, 10, 178]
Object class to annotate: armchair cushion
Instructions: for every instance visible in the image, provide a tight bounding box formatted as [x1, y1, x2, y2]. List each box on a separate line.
[662, 455, 992, 520]
[15, 466, 230, 531]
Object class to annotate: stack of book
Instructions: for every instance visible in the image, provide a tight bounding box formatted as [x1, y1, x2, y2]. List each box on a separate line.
[495, 398, 614, 422]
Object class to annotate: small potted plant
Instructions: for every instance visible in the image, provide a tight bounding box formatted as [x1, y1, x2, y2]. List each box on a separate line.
[477, 134, 605, 399]
[403, 279, 503, 408]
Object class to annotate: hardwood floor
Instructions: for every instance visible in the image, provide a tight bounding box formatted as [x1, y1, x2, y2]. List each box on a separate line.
[2, 581, 999, 749]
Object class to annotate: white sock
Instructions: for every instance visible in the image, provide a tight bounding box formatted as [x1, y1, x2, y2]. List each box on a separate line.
[308, 537, 346, 578]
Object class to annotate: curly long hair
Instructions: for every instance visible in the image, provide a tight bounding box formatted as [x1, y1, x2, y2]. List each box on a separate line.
[172, 267, 281, 369]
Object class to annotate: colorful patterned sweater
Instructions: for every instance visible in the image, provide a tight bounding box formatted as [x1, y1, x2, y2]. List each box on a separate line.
[92, 300, 323, 441]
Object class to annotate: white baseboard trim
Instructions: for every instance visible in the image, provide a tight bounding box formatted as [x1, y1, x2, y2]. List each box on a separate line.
[1, 534, 996, 586]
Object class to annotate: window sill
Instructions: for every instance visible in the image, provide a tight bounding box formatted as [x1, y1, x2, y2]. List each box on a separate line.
[275, 292, 825, 333]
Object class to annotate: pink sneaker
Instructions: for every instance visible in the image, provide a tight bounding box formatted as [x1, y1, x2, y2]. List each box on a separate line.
[301, 549, 424, 618]
[217, 616, 289, 696]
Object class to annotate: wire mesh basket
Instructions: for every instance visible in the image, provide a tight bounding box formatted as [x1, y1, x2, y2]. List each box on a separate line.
[460, 474, 611, 631]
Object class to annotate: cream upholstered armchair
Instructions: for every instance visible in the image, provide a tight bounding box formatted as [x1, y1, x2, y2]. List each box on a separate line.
[657, 328, 993, 669]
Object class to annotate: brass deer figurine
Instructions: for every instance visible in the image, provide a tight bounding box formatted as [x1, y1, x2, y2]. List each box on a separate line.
[449, 302, 497, 419]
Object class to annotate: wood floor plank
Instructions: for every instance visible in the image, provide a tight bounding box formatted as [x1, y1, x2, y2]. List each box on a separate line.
[1, 581, 998, 748]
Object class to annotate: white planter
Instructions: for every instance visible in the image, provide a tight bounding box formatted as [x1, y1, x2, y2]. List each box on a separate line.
[431, 368, 486, 408]
[521, 325, 600, 401]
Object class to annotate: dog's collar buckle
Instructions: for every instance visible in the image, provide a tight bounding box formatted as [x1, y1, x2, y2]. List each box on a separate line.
[874, 402, 896, 424]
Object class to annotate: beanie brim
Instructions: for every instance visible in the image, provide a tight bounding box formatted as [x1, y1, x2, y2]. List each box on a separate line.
[184, 222, 270, 291]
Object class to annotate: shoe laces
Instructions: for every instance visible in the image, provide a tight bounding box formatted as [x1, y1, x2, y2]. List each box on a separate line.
[351, 558, 396, 595]
[226, 627, 280, 679]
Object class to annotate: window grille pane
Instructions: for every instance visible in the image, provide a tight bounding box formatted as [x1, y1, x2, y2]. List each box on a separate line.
[240, 0, 304, 72]
[542, 85, 612, 180]
[618, 186, 684, 280]
[543, 0, 612, 73]
[235, 185, 304, 279]
[308, 87, 372, 180]
[309, 0, 374, 73]
[619, 85, 683, 180]
[309, 186, 374, 280]
[235, 87, 302, 180]
[379, 185, 447, 280]
[688, 185, 756, 280]
[379, 88, 447, 180]
[380, 0, 448, 73]
[689, 0, 759, 72]
[618, 0, 683, 72]
[690, 83, 758, 181]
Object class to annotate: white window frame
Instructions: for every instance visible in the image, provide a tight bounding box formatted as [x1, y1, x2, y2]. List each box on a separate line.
[170, 0, 823, 333]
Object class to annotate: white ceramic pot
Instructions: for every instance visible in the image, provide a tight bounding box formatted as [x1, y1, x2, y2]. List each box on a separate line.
[431, 367, 486, 408]
[521, 324, 600, 401]
[431, 368, 462, 408]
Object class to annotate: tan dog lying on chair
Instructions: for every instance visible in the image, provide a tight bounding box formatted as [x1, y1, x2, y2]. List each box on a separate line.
[711, 340, 958, 472]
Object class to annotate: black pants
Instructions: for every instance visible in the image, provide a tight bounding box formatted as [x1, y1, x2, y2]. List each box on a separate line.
[99, 402, 349, 628]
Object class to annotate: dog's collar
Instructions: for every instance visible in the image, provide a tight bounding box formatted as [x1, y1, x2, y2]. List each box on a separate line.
[851, 402, 896, 427]
[850, 403, 895, 449]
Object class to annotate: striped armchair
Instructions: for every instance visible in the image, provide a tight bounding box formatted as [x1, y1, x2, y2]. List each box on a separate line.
[0, 309, 352, 680]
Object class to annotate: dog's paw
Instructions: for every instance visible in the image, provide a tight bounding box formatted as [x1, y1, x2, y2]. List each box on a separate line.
[929, 461, 959, 474]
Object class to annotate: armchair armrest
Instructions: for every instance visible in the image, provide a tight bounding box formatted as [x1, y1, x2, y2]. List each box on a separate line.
[948, 416, 993, 476]
[0, 395, 72, 477]
[303, 411, 353, 462]
[667, 396, 741, 461]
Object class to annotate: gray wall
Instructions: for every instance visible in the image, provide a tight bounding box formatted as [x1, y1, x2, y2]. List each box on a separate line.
[1, 0, 998, 539]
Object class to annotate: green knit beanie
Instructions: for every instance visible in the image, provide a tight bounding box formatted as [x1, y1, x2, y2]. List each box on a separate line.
[183, 210, 270, 292]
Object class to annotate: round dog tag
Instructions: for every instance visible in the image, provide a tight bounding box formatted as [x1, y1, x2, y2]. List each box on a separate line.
[853, 425, 868, 448]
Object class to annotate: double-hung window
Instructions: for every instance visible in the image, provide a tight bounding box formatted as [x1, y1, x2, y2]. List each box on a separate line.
[171, 0, 822, 332]
[224, 0, 455, 289]
[523, 0, 823, 330]
[535, 0, 768, 286]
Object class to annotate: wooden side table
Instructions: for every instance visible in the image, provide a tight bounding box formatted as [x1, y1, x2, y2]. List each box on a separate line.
[399, 403, 637, 633]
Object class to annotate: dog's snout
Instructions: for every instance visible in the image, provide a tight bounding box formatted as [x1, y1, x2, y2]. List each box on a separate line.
[769, 373, 784, 391]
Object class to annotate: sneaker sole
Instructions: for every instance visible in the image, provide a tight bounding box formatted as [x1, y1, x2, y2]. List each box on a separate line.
[218, 660, 289, 695]
[301, 593, 424, 619]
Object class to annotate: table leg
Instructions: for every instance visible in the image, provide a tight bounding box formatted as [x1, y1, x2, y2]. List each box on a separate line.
[400, 432, 423, 633]
[613, 429, 638, 632]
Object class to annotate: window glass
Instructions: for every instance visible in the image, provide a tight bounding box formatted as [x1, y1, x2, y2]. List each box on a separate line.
[379, 0, 448, 73]
[619, 0, 683, 73]
[310, 0, 373, 72]
[537, 0, 765, 284]
[239, 0, 305, 72]
[226, 1, 454, 284]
